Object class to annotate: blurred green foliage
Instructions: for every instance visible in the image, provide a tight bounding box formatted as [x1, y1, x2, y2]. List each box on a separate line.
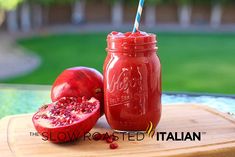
[0, 0, 22, 10]
[2, 32, 235, 94]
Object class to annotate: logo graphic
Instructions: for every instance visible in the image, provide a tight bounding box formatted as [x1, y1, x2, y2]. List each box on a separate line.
[108, 67, 148, 116]
[146, 121, 155, 138]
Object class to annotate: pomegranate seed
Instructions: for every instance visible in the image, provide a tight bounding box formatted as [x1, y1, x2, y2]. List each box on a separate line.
[82, 96, 87, 101]
[110, 143, 118, 149]
[93, 133, 102, 141]
[81, 108, 86, 112]
[61, 119, 66, 123]
[106, 137, 113, 143]
[102, 133, 110, 140]
[34, 115, 40, 119]
[55, 110, 60, 115]
[110, 135, 118, 141]
[41, 114, 48, 119]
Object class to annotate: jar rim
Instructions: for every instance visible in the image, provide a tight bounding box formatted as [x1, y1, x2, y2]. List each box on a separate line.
[106, 31, 157, 52]
[107, 32, 156, 44]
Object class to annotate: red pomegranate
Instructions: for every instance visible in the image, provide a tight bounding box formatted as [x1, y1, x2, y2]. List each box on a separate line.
[51, 67, 104, 114]
[32, 97, 100, 143]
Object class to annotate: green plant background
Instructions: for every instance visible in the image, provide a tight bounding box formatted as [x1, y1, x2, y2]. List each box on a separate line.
[2, 32, 235, 94]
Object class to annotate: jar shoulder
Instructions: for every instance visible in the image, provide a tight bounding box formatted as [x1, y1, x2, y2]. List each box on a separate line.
[104, 53, 161, 71]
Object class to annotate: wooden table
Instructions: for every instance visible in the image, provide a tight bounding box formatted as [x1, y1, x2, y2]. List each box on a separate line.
[1, 104, 235, 157]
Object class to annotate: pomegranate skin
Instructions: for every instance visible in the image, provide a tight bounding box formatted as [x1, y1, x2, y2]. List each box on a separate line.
[51, 67, 104, 115]
[32, 98, 100, 143]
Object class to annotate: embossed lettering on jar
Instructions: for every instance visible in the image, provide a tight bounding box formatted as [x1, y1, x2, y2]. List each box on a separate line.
[103, 31, 162, 131]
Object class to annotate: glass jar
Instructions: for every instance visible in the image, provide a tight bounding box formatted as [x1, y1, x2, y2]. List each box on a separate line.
[103, 31, 162, 131]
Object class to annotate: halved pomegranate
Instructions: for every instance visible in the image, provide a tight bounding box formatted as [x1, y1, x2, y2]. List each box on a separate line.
[32, 97, 100, 143]
[51, 67, 104, 115]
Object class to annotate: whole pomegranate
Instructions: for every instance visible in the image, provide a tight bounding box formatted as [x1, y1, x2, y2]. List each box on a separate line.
[32, 97, 100, 143]
[51, 67, 104, 115]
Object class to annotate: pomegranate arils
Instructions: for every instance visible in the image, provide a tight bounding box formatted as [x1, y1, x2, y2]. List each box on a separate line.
[110, 143, 118, 149]
[102, 133, 110, 140]
[106, 137, 113, 143]
[36, 97, 98, 127]
[110, 134, 118, 141]
[41, 114, 48, 119]
[93, 133, 102, 141]
[91, 132, 120, 150]
[34, 70, 102, 143]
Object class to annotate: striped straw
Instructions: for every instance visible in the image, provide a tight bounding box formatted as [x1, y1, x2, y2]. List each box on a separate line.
[132, 0, 145, 33]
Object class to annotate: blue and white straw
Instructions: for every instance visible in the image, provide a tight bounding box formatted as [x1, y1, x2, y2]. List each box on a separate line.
[132, 0, 145, 33]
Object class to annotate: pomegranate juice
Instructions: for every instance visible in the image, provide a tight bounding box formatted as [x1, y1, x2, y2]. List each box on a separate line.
[103, 31, 162, 131]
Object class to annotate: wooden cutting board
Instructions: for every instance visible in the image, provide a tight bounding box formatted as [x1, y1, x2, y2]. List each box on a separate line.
[0, 104, 235, 157]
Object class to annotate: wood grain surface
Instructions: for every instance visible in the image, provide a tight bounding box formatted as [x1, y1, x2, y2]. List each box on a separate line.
[0, 104, 235, 157]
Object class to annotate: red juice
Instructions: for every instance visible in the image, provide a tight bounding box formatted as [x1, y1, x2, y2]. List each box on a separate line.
[103, 31, 161, 131]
